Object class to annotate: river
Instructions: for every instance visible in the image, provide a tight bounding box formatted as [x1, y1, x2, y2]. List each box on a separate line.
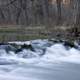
[0, 39, 80, 80]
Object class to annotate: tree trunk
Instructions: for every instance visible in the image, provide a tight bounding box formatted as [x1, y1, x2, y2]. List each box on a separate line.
[56, 0, 62, 25]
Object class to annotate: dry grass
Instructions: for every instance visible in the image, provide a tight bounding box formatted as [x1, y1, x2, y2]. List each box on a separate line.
[0, 25, 78, 42]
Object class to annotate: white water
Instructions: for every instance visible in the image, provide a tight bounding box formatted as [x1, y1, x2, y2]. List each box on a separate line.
[0, 39, 80, 80]
[41, 43, 80, 64]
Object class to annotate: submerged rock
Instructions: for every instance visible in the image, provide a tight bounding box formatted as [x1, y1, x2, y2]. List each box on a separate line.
[0, 43, 17, 53]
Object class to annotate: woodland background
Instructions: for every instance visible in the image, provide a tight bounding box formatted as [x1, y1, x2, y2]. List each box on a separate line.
[0, 0, 80, 41]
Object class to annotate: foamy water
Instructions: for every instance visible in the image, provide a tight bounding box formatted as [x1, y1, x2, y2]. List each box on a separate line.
[0, 39, 80, 80]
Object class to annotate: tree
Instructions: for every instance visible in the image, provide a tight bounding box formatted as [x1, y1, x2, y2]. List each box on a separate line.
[71, 0, 80, 26]
[56, 0, 62, 25]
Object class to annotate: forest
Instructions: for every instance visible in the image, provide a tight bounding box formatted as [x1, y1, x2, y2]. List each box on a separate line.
[0, 0, 80, 26]
[0, 0, 80, 41]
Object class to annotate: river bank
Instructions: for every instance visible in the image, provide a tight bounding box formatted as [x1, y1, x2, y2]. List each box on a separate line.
[0, 25, 79, 42]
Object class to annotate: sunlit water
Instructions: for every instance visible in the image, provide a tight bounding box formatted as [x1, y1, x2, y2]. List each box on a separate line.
[0, 39, 80, 80]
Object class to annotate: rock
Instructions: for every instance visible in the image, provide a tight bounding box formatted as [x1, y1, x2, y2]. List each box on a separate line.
[63, 41, 78, 49]
[21, 44, 35, 51]
[15, 48, 22, 53]
[0, 43, 17, 53]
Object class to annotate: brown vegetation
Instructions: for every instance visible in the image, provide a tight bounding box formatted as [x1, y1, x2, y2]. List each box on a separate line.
[0, 0, 79, 26]
[0, 0, 80, 41]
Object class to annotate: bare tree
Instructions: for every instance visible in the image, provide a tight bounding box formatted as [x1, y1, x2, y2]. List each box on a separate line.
[56, 0, 62, 25]
[0, 8, 5, 22]
[0, 0, 80, 27]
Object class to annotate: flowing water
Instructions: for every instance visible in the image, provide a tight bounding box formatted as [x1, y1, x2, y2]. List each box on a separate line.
[0, 39, 80, 80]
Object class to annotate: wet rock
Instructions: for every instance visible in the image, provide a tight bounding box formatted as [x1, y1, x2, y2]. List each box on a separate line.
[14, 44, 35, 54]
[21, 44, 34, 51]
[0, 43, 17, 53]
[15, 48, 22, 53]
[48, 39, 64, 44]
[63, 41, 78, 49]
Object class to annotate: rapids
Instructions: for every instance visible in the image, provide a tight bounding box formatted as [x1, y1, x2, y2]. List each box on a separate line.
[0, 39, 80, 80]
